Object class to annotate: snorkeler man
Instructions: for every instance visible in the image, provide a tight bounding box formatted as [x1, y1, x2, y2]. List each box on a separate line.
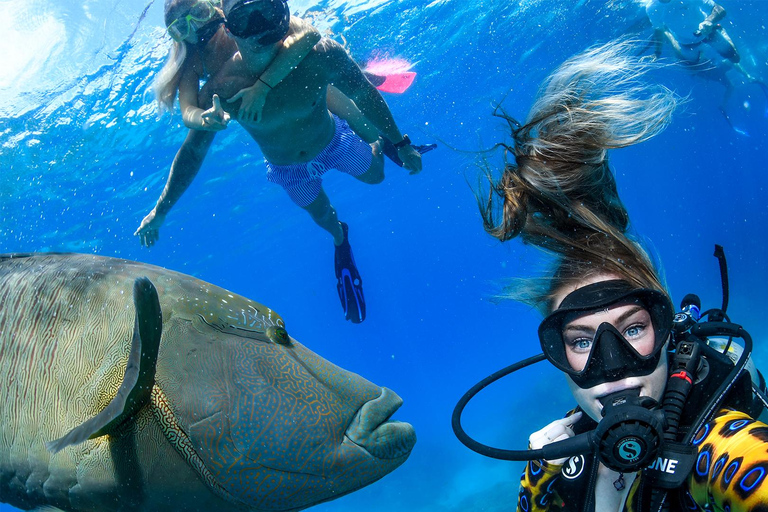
[646, 0, 742, 65]
[136, 0, 425, 324]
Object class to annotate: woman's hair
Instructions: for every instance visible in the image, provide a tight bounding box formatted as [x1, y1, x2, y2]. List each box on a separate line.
[154, 0, 213, 111]
[153, 41, 188, 112]
[480, 40, 679, 311]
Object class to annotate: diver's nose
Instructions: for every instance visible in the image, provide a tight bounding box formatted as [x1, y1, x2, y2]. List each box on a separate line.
[591, 324, 630, 382]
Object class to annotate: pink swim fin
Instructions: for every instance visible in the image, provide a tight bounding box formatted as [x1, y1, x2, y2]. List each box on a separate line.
[362, 56, 416, 94]
[363, 71, 416, 94]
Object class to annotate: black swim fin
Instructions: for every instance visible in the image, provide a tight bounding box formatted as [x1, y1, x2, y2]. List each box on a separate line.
[334, 222, 366, 323]
[380, 137, 437, 167]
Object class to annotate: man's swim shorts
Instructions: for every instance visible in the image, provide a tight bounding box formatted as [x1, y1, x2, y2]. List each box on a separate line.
[265, 115, 373, 207]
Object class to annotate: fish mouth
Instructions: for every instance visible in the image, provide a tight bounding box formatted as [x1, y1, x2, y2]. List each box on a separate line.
[345, 387, 416, 460]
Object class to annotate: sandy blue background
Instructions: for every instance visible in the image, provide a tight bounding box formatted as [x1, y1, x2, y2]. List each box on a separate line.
[1, 0, 767, 510]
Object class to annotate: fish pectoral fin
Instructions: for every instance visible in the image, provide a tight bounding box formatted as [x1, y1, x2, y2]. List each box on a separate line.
[46, 277, 163, 454]
[33, 506, 67, 512]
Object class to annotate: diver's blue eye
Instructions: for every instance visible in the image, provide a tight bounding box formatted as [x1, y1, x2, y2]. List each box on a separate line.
[624, 324, 645, 339]
[568, 337, 593, 352]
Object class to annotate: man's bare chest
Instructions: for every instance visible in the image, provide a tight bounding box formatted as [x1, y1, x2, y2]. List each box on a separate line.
[205, 57, 326, 115]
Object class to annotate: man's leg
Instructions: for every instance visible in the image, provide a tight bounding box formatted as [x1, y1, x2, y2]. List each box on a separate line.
[353, 142, 385, 185]
[302, 185, 366, 323]
[302, 188, 345, 246]
[708, 28, 741, 64]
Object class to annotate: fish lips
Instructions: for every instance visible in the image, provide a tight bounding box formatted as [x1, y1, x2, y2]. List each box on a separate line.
[182, 386, 415, 510]
[345, 387, 417, 460]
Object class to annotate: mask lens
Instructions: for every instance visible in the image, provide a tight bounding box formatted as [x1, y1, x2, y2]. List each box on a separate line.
[188, 1, 216, 21]
[167, 18, 190, 41]
[561, 305, 656, 372]
[561, 323, 594, 373]
[225, 0, 288, 41]
[167, 1, 217, 42]
[224, 4, 254, 37]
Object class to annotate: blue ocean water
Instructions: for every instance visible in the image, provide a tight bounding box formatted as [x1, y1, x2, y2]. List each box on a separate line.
[1, 0, 767, 510]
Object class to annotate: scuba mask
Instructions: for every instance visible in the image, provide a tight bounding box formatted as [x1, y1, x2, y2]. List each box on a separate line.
[224, 0, 290, 45]
[538, 280, 674, 389]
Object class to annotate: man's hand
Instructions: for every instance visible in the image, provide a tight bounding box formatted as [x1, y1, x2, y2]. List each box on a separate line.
[398, 145, 423, 175]
[134, 209, 166, 247]
[200, 94, 231, 131]
[227, 81, 270, 124]
[694, 19, 715, 38]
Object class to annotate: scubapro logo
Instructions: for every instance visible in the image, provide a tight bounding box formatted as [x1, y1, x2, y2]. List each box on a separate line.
[617, 439, 642, 462]
[561, 455, 585, 480]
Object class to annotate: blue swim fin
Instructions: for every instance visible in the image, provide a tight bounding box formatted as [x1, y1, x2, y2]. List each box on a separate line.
[380, 137, 438, 167]
[334, 223, 366, 323]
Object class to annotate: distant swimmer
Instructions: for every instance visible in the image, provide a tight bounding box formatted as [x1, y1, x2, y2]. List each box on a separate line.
[136, 0, 436, 323]
[645, 0, 768, 133]
[646, 0, 742, 66]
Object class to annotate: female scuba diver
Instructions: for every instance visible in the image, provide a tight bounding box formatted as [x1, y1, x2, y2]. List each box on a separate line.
[452, 40, 768, 511]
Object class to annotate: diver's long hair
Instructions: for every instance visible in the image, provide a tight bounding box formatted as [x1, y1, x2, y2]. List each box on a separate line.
[480, 40, 679, 308]
[153, 41, 187, 112]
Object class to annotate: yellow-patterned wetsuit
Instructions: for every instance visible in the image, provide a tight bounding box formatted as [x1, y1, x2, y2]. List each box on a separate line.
[517, 409, 768, 511]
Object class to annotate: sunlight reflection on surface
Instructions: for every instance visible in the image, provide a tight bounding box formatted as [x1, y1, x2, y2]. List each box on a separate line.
[0, 4, 65, 91]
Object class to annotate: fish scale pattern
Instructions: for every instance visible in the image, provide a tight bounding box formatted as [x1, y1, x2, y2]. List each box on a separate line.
[0, 252, 413, 511]
[0, 254, 133, 509]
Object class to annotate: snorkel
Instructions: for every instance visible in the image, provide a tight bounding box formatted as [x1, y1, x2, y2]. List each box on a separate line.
[452, 245, 767, 508]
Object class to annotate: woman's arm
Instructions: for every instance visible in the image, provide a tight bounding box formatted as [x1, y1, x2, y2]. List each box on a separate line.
[227, 17, 322, 124]
[178, 60, 231, 131]
[135, 129, 217, 247]
[262, 17, 321, 88]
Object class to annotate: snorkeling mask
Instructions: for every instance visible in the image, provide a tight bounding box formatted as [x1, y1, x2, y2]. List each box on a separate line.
[167, 0, 222, 43]
[538, 280, 674, 389]
[452, 245, 767, 494]
[224, 0, 290, 45]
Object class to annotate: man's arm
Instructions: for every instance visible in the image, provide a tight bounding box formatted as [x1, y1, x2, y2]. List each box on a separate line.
[320, 40, 422, 173]
[134, 129, 216, 247]
[695, 1, 726, 37]
[326, 85, 379, 143]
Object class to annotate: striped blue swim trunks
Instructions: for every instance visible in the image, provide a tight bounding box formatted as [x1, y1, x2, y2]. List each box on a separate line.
[265, 115, 373, 207]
